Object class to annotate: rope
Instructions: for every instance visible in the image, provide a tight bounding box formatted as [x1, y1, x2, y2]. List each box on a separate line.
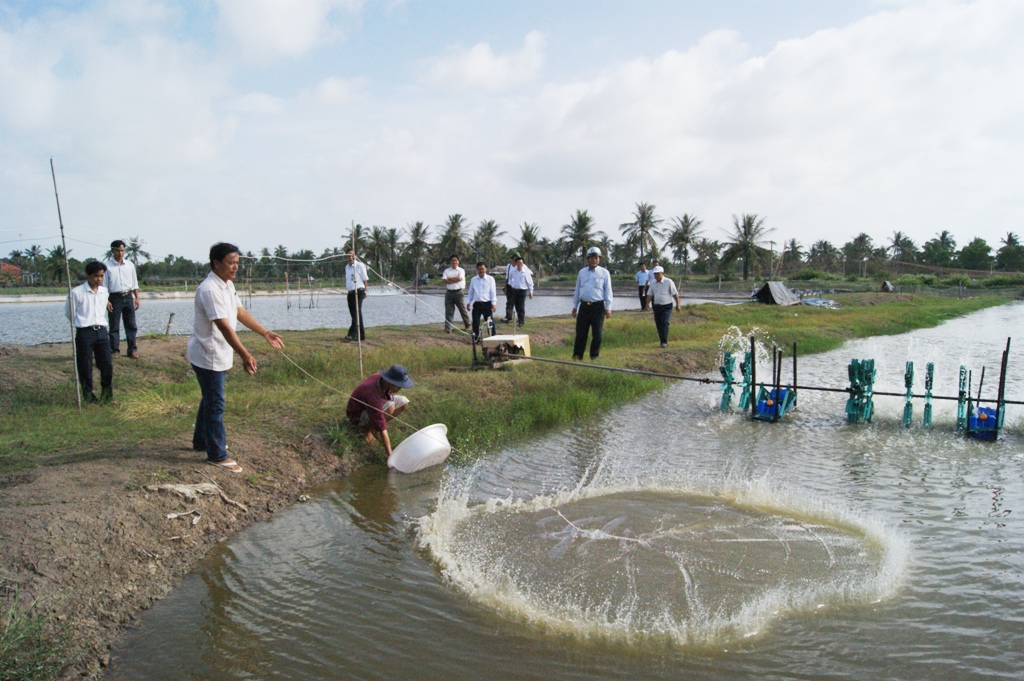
[274, 348, 474, 459]
[496, 353, 1023, 405]
[360, 259, 475, 339]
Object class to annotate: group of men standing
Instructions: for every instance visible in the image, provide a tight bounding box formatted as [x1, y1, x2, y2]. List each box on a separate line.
[64, 239, 142, 404]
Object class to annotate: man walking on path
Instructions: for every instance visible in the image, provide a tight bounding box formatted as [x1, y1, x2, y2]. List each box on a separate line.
[635, 262, 649, 311]
[646, 266, 682, 347]
[442, 254, 471, 333]
[467, 261, 498, 343]
[506, 256, 534, 327]
[344, 249, 369, 341]
[66, 261, 115, 403]
[571, 246, 613, 361]
[104, 239, 140, 358]
[188, 242, 284, 473]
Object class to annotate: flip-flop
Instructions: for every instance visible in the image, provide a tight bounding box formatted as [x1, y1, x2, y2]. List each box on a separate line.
[208, 458, 243, 473]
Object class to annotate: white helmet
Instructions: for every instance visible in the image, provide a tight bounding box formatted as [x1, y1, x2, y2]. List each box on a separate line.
[586, 246, 602, 257]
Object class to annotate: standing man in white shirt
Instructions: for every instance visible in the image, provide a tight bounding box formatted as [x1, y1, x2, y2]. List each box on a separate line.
[466, 261, 498, 343]
[104, 239, 140, 358]
[506, 256, 534, 328]
[66, 261, 115, 403]
[571, 246, 614, 361]
[188, 242, 284, 473]
[344, 249, 369, 341]
[645, 266, 682, 348]
[635, 262, 649, 311]
[442, 254, 471, 334]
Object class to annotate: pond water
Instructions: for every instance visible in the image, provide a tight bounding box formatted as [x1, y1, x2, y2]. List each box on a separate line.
[106, 303, 1024, 680]
[0, 289, 674, 346]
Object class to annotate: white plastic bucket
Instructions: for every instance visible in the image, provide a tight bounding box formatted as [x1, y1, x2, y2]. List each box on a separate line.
[387, 423, 451, 473]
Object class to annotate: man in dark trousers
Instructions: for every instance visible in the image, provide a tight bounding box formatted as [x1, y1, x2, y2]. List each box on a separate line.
[104, 239, 140, 357]
[571, 246, 614, 361]
[65, 261, 115, 403]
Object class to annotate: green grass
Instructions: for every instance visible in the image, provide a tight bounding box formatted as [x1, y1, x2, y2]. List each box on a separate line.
[0, 591, 75, 681]
[0, 293, 1010, 475]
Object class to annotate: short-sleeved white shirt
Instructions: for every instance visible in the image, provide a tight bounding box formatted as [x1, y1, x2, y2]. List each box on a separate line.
[345, 262, 368, 291]
[648, 277, 679, 305]
[187, 271, 241, 371]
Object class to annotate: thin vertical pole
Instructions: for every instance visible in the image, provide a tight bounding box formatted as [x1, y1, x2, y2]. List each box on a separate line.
[792, 342, 798, 407]
[50, 158, 82, 412]
[353, 227, 364, 378]
[749, 335, 757, 419]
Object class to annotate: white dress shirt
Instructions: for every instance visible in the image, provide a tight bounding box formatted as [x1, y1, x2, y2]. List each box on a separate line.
[65, 282, 109, 328]
[103, 258, 139, 293]
[345, 262, 369, 291]
[442, 266, 466, 291]
[187, 271, 241, 371]
[467, 274, 497, 306]
[507, 267, 534, 292]
[635, 269, 648, 286]
[572, 265, 614, 309]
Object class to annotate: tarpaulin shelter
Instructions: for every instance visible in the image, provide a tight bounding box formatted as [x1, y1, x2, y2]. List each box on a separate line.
[751, 281, 801, 306]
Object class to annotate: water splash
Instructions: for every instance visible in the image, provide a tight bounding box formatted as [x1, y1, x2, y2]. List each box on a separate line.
[418, 471, 908, 650]
[718, 326, 775, 366]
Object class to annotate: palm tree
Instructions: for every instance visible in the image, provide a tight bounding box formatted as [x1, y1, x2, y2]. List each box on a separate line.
[403, 221, 431, 280]
[807, 240, 841, 273]
[720, 214, 773, 280]
[888, 231, 917, 274]
[517, 222, 541, 271]
[435, 214, 471, 268]
[364, 225, 389, 278]
[665, 214, 702, 275]
[25, 244, 43, 278]
[692, 238, 722, 275]
[342, 223, 366, 256]
[385, 227, 401, 280]
[561, 209, 598, 262]
[126, 236, 150, 266]
[43, 245, 69, 284]
[471, 219, 508, 267]
[782, 238, 804, 273]
[619, 202, 664, 264]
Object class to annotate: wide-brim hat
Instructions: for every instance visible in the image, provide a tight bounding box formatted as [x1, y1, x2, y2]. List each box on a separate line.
[381, 364, 414, 389]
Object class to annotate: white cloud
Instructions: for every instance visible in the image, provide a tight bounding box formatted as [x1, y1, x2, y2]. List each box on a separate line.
[215, 0, 363, 59]
[420, 30, 545, 92]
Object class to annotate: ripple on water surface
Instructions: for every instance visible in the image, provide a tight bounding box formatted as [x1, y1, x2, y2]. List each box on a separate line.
[420, 481, 906, 650]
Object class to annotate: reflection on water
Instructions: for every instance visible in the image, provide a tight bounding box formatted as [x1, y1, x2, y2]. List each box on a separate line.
[108, 303, 1024, 680]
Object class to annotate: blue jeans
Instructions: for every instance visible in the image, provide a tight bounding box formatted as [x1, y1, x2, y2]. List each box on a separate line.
[192, 364, 228, 463]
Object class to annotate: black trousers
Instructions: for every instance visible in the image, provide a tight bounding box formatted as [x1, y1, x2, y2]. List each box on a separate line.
[573, 301, 606, 359]
[653, 303, 673, 344]
[471, 301, 495, 342]
[638, 285, 649, 311]
[75, 326, 113, 401]
[509, 288, 528, 325]
[108, 292, 137, 353]
[347, 289, 366, 340]
[503, 286, 514, 321]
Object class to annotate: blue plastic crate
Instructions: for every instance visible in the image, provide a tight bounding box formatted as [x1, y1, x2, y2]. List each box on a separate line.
[968, 407, 998, 441]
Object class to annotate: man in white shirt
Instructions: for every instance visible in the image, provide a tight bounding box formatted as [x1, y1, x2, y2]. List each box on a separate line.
[104, 239, 140, 358]
[66, 261, 115, 403]
[506, 256, 534, 327]
[645, 266, 682, 348]
[466, 261, 498, 343]
[442, 254, 471, 334]
[188, 242, 284, 473]
[635, 262, 649, 311]
[344, 249, 369, 341]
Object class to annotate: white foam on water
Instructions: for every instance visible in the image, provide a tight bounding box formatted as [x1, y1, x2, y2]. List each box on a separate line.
[417, 468, 909, 650]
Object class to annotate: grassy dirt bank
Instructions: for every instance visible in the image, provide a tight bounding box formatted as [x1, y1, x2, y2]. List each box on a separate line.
[0, 293, 1008, 679]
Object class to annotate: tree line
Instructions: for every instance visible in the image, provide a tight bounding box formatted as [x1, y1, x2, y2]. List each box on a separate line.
[5, 204, 1024, 286]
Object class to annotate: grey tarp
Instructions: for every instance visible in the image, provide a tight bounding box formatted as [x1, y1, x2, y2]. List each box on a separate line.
[751, 281, 801, 306]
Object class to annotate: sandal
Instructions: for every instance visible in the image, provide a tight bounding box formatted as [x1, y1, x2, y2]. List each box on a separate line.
[207, 458, 243, 473]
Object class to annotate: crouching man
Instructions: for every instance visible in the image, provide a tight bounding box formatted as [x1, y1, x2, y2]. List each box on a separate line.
[346, 365, 414, 459]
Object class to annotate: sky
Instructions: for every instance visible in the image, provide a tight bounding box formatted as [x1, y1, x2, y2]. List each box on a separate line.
[2, 0, 1023, 263]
